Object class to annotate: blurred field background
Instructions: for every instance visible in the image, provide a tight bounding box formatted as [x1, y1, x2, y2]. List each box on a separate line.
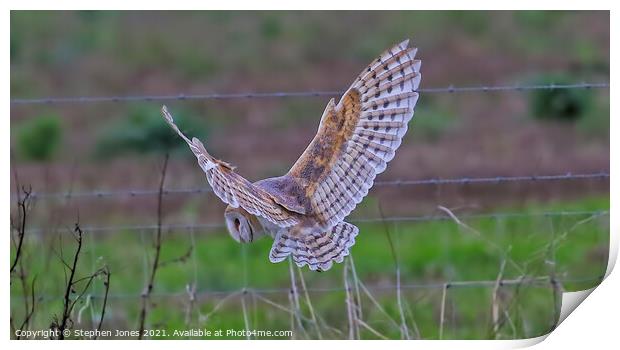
[10, 11, 609, 340]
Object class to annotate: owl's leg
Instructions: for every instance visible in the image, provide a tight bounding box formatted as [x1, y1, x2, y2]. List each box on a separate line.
[268, 222, 359, 271]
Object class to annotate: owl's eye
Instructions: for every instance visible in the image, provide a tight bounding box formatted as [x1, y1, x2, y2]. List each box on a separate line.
[234, 218, 241, 232]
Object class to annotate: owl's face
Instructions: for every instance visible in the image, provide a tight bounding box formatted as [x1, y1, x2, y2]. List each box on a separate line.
[224, 206, 263, 243]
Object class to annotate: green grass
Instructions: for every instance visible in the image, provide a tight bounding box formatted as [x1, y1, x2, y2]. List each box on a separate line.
[10, 195, 608, 339]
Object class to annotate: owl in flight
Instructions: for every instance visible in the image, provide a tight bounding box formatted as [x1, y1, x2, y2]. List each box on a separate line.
[162, 39, 420, 271]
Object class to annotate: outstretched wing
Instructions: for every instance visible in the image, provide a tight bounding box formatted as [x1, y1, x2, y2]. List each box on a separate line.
[288, 39, 421, 229]
[162, 106, 299, 227]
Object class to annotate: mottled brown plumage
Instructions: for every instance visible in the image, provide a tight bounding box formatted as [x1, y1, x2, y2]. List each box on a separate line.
[163, 39, 421, 271]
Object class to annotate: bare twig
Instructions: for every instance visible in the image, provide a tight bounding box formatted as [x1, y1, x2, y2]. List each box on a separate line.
[11, 151, 22, 203]
[10, 155, 31, 330]
[69, 269, 108, 319]
[56, 223, 84, 339]
[11, 187, 31, 274]
[10, 185, 36, 338]
[138, 154, 169, 339]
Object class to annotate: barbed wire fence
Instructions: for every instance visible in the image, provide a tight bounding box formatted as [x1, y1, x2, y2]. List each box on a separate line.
[10, 82, 609, 106]
[16, 275, 607, 302]
[10, 80, 610, 339]
[12, 171, 610, 200]
[23, 210, 608, 235]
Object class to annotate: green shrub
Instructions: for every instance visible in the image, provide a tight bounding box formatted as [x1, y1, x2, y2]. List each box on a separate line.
[529, 74, 594, 122]
[16, 115, 62, 161]
[94, 105, 208, 159]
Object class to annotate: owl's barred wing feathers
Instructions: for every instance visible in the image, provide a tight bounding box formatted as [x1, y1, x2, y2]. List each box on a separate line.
[288, 39, 421, 229]
[161, 106, 299, 227]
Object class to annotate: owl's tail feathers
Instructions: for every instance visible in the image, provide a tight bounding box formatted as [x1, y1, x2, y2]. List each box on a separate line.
[269, 222, 359, 271]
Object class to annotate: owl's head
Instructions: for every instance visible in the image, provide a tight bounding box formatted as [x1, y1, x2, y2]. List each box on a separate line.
[224, 206, 263, 243]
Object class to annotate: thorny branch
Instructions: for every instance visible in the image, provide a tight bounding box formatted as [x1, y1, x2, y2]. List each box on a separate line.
[11, 187, 32, 274]
[138, 154, 169, 339]
[10, 183, 37, 339]
[48, 223, 110, 340]
[56, 224, 84, 339]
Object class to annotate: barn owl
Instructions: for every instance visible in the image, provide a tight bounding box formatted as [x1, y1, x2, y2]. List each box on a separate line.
[162, 39, 420, 271]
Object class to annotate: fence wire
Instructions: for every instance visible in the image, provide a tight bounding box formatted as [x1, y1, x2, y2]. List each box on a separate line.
[23, 209, 608, 235]
[18, 275, 603, 302]
[14, 171, 610, 200]
[10, 82, 609, 106]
